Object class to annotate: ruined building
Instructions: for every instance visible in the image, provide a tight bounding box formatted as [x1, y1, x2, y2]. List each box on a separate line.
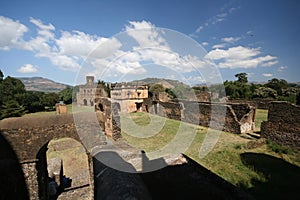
[110, 82, 148, 113]
[76, 76, 107, 106]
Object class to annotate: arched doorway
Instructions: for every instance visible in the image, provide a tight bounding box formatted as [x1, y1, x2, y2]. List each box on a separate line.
[37, 138, 92, 200]
[83, 99, 88, 106]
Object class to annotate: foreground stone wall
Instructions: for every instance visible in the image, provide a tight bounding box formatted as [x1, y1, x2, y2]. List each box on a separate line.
[0, 114, 96, 200]
[144, 100, 255, 134]
[261, 101, 300, 149]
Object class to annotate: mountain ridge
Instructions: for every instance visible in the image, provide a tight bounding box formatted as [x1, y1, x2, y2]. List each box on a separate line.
[18, 77, 70, 93]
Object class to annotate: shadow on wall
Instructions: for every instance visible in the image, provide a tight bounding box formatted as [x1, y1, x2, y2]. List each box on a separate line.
[240, 153, 300, 200]
[93, 151, 252, 200]
[0, 132, 29, 200]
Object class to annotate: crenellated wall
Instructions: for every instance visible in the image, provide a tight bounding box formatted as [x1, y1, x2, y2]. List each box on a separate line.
[261, 101, 300, 149]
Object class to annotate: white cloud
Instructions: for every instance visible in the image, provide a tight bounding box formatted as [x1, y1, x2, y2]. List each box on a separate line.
[0, 16, 28, 50]
[201, 42, 209, 46]
[221, 37, 240, 43]
[278, 65, 287, 72]
[261, 60, 278, 67]
[212, 43, 226, 49]
[125, 21, 169, 50]
[56, 30, 116, 57]
[17, 64, 38, 73]
[205, 46, 278, 69]
[29, 17, 55, 40]
[263, 73, 273, 77]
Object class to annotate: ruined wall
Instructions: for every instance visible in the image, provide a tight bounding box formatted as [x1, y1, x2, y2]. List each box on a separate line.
[261, 101, 300, 149]
[95, 98, 122, 140]
[0, 114, 96, 200]
[228, 99, 273, 109]
[144, 100, 255, 134]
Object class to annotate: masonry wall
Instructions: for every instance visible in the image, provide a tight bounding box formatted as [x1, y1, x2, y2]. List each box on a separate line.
[0, 114, 97, 200]
[261, 101, 300, 149]
[95, 98, 122, 140]
[144, 100, 255, 134]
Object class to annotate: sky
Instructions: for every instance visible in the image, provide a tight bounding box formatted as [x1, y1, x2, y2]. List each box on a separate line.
[0, 0, 299, 86]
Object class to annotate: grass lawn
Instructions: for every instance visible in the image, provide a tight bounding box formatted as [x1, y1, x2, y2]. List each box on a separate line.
[23, 104, 94, 117]
[121, 109, 300, 199]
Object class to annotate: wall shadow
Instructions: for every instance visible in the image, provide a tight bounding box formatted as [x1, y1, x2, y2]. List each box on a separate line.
[93, 151, 151, 200]
[240, 152, 300, 200]
[140, 154, 252, 200]
[93, 152, 252, 200]
[0, 132, 29, 200]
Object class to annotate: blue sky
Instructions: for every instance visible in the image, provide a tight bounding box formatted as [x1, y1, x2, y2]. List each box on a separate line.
[0, 0, 299, 85]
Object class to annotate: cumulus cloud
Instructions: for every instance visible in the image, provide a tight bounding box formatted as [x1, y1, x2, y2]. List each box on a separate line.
[205, 46, 278, 69]
[263, 73, 273, 77]
[17, 64, 38, 73]
[125, 20, 169, 50]
[221, 36, 240, 43]
[0, 16, 28, 50]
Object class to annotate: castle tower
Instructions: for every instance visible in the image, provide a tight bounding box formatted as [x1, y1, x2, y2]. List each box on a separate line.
[86, 76, 94, 85]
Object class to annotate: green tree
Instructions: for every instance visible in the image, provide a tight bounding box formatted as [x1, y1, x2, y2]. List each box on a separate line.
[41, 92, 59, 110]
[0, 76, 27, 119]
[253, 87, 278, 99]
[22, 91, 45, 113]
[0, 69, 3, 81]
[265, 78, 288, 96]
[235, 72, 248, 83]
[224, 73, 252, 99]
[59, 86, 73, 104]
[98, 80, 110, 97]
[0, 100, 26, 119]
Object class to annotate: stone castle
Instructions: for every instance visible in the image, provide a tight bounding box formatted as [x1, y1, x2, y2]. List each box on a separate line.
[77, 76, 148, 113]
[76, 76, 108, 106]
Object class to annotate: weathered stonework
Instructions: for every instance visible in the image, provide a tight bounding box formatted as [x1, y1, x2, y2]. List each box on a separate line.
[95, 97, 122, 140]
[21, 161, 39, 200]
[0, 114, 96, 200]
[261, 101, 300, 149]
[76, 76, 107, 106]
[144, 100, 255, 134]
[110, 82, 148, 113]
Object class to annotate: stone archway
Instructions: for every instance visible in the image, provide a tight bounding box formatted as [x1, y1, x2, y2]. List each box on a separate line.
[0, 114, 95, 200]
[83, 99, 88, 106]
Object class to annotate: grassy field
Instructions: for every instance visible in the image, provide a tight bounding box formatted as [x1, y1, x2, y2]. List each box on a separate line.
[121, 109, 300, 199]
[23, 104, 94, 117]
[47, 138, 90, 187]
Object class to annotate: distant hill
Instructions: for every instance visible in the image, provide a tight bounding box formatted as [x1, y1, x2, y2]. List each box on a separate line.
[130, 78, 189, 89]
[18, 77, 70, 93]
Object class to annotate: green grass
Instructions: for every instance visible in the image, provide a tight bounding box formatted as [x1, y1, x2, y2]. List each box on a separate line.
[23, 104, 94, 117]
[254, 109, 268, 131]
[120, 110, 300, 198]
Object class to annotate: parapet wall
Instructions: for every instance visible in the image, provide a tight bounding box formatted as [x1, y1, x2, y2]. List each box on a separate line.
[144, 100, 255, 134]
[261, 101, 300, 149]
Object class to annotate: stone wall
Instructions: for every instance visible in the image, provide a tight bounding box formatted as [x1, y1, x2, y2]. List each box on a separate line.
[228, 99, 273, 109]
[261, 101, 300, 149]
[144, 100, 255, 134]
[95, 98, 122, 140]
[0, 114, 96, 200]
